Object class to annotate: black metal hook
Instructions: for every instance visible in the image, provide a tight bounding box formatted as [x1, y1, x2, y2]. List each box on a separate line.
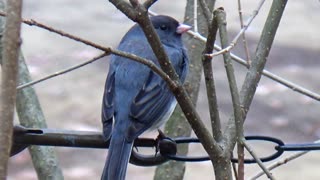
[160, 136, 285, 164]
[237, 136, 284, 164]
[11, 125, 292, 166]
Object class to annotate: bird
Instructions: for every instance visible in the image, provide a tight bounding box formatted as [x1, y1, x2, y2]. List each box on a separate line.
[101, 15, 191, 180]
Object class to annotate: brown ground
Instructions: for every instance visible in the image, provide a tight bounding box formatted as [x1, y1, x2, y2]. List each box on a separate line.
[7, 0, 320, 179]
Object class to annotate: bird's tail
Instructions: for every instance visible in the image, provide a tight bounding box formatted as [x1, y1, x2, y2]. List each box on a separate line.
[101, 132, 133, 180]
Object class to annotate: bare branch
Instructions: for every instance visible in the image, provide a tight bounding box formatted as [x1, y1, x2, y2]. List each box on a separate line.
[193, 0, 198, 32]
[0, 12, 177, 91]
[250, 139, 320, 179]
[237, 0, 252, 65]
[224, 0, 288, 152]
[250, 152, 307, 179]
[206, 0, 266, 58]
[242, 139, 275, 180]
[231, 153, 239, 180]
[198, 0, 213, 25]
[216, 8, 242, 143]
[154, 1, 213, 178]
[108, 0, 137, 20]
[0, 1, 64, 178]
[148, 10, 157, 16]
[186, 17, 320, 102]
[238, 0, 288, 111]
[217, 42, 320, 101]
[17, 53, 108, 90]
[0, 0, 22, 178]
[0, 13, 112, 53]
[216, 8, 244, 180]
[202, 9, 222, 141]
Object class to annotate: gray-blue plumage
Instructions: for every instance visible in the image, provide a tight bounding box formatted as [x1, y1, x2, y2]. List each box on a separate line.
[101, 15, 190, 180]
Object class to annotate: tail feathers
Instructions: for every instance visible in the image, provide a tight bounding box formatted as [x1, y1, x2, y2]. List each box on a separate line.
[102, 133, 133, 180]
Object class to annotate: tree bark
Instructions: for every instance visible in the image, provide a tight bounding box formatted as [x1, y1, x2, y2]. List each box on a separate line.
[15, 52, 64, 180]
[0, 1, 64, 179]
[0, 0, 22, 179]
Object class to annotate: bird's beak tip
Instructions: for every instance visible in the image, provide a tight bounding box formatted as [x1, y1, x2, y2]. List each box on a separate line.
[176, 24, 192, 34]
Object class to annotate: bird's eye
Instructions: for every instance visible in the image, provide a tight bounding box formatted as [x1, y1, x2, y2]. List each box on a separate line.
[160, 25, 167, 30]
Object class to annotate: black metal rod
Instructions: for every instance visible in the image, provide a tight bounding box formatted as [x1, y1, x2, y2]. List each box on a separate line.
[276, 143, 320, 151]
[13, 125, 108, 148]
[11, 125, 170, 166]
[14, 125, 305, 166]
[12, 125, 159, 148]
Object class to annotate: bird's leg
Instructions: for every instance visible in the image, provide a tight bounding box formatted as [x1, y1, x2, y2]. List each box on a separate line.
[155, 129, 165, 156]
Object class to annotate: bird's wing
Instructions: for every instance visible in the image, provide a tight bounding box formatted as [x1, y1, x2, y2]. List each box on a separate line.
[126, 70, 175, 139]
[174, 48, 189, 83]
[101, 69, 115, 141]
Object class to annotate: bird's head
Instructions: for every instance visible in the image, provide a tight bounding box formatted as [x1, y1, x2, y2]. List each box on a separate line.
[150, 15, 191, 47]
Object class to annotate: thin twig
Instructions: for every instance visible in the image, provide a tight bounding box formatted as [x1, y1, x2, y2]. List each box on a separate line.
[186, 28, 320, 102]
[242, 139, 275, 180]
[251, 152, 307, 180]
[237, 141, 245, 180]
[207, 0, 266, 58]
[231, 153, 239, 180]
[0, 0, 22, 178]
[17, 53, 108, 90]
[238, 0, 288, 111]
[224, 0, 288, 151]
[250, 139, 320, 179]
[0, 6, 314, 126]
[0, 12, 177, 91]
[198, 0, 213, 25]
[237, 0, 252, 66]
[154, 1, 208, 178]
[193, 0, 198, 32]
[219, 0, 288, 177]
[216, 8, 244, 180]
[202, 9, 222, 141]
[0, 2, 66, 178]
[109, 0, 137, 20]
[148, 10, 157, 16]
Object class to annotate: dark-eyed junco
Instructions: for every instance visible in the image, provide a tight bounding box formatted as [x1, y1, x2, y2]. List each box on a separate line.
[101, 15, 191, 180]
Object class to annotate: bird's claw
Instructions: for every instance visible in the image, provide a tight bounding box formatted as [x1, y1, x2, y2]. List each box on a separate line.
[154, 129, 177, 157]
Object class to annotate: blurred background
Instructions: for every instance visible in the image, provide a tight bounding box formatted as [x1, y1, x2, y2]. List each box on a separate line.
[8, 0, 320, 179]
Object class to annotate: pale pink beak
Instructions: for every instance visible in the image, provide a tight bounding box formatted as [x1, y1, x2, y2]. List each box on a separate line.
[176, 23, 192, 34]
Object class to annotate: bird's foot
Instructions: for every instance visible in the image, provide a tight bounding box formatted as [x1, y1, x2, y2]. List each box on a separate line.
[155, 129, 177, 157]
